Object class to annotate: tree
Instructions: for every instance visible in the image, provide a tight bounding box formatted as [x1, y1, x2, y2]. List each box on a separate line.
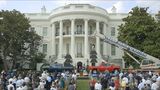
[64, 54, 72, 66]
[90, 50, 97, 66]
[118, 7, 160, 68]
[0, 10, 43, 70]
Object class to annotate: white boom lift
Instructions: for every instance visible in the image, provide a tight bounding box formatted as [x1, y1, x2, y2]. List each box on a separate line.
[93, 32, 160, 69]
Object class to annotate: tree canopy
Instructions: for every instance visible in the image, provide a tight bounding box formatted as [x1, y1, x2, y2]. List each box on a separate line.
[64, 54, 72, 66]
[0, 10, 44, 70]
[118, 7, 160, 68]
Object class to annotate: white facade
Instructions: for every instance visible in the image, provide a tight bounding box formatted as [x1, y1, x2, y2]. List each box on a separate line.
[25, 4, 128, 67]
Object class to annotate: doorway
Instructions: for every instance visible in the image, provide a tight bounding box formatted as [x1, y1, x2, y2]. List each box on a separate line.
[77, 61, 82, 73]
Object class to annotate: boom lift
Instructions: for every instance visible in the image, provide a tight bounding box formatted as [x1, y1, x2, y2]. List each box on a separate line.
[93, 32, 160, 69]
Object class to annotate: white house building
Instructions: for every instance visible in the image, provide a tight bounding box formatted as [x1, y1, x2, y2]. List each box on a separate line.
[25, 4, 129, 67]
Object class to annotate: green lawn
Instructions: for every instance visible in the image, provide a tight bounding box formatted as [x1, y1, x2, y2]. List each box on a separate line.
[77, 79, 90, 90]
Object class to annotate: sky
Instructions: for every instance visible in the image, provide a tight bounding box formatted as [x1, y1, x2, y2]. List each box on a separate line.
[0, 0, 160, 13]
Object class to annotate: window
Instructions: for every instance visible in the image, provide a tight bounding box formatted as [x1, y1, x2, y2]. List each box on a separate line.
[55, 27, 59, 36]
[111, 45, 116, 56]
[43, 44, 47, 53]
[77, 43, 82, 57]
[100, 27, 103, 34]
[76, 25, 82, 34]
[66, 26, 70, 35]
[100, 43, 103, 55]
[56, 44, 58, 56]
[43, 27, 48, 36]
[111, 27, 115, 36]
[89, 25, 93, 35]
[66, 43, 70, 54]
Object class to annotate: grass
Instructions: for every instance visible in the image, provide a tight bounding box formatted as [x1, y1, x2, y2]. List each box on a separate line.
[77, 79, 90, 90]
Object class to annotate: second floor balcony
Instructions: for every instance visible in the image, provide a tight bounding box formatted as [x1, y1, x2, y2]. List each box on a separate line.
[55, 29, 95, 37]
[74, 30, 84, 35]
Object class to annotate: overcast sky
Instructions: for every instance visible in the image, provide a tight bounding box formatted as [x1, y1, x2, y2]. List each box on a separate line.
[0, 0, 160, 13]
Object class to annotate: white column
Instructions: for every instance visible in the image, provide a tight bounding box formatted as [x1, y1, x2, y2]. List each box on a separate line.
[59, 20, 63, 58]
[71, 19, 75, 59]
[51, 23, 55, 55]
[96, 21, 100, 57]
[103, 23, 107, 56]
[84, 19, 89, 59]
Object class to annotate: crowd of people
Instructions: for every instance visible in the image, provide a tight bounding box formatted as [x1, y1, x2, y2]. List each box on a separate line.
[89, 70, 160, 90]
[0, 68, 160, 90]
[0, 70, 77, 90]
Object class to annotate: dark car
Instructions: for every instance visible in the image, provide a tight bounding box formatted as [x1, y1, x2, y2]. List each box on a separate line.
[48, 63, 74, 72]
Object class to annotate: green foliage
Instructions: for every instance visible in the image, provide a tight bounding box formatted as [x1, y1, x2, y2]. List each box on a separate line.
[64, 54, 72, 66]
[0, 10, 43, 70]
[32, 52, 46, 63]
[118, 7, 160, 68]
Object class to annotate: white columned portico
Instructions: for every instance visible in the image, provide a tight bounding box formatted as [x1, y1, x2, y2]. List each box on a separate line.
[103, 22, 107, 55]
[96, 21, 100, 57]
[59, 20, 63, 58]
[84, 19, 89, 59]
[71, 19, 75, 59]
[51, 23, 55, 55]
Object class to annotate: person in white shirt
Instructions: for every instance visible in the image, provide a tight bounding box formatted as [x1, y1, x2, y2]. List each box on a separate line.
[95, 81, 102, 90]
[151, 81, 159, 90]
[24, 76, 30, 84]
[16, 86, 23, 90]
[138, 81, 144, 90]
[157, 76, 160, 82]
[122, 77, 129, 84]
[128, 73, 133, 84]
[7, 81, 15, 90]
[16, 77, 23, 88]
[50, 85, 57, 90]
[72, 73, 77, 81]
[149, 71, 152, 76]
[152, 74, 157, 81]
[12, 76, 17, 86]
[119, 72, 123, 79]
[9, 78, 13, 83]
[38, 80, 46, 90]
[41, 71, 48, 79]
[156, 76, 160, 89]
[61, 72, 65, 78]
[145, 78, 152, 86]
[109, 86, 115, 90]
[21, 83, 28, 90]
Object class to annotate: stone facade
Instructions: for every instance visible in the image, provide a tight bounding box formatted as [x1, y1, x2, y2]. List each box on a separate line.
[25, 4, 130, 67]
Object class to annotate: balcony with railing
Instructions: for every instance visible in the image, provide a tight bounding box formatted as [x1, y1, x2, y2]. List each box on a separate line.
[74, 30, 85, 35]
[63, 31, 71, 35]
[88, 29, 95, 35]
